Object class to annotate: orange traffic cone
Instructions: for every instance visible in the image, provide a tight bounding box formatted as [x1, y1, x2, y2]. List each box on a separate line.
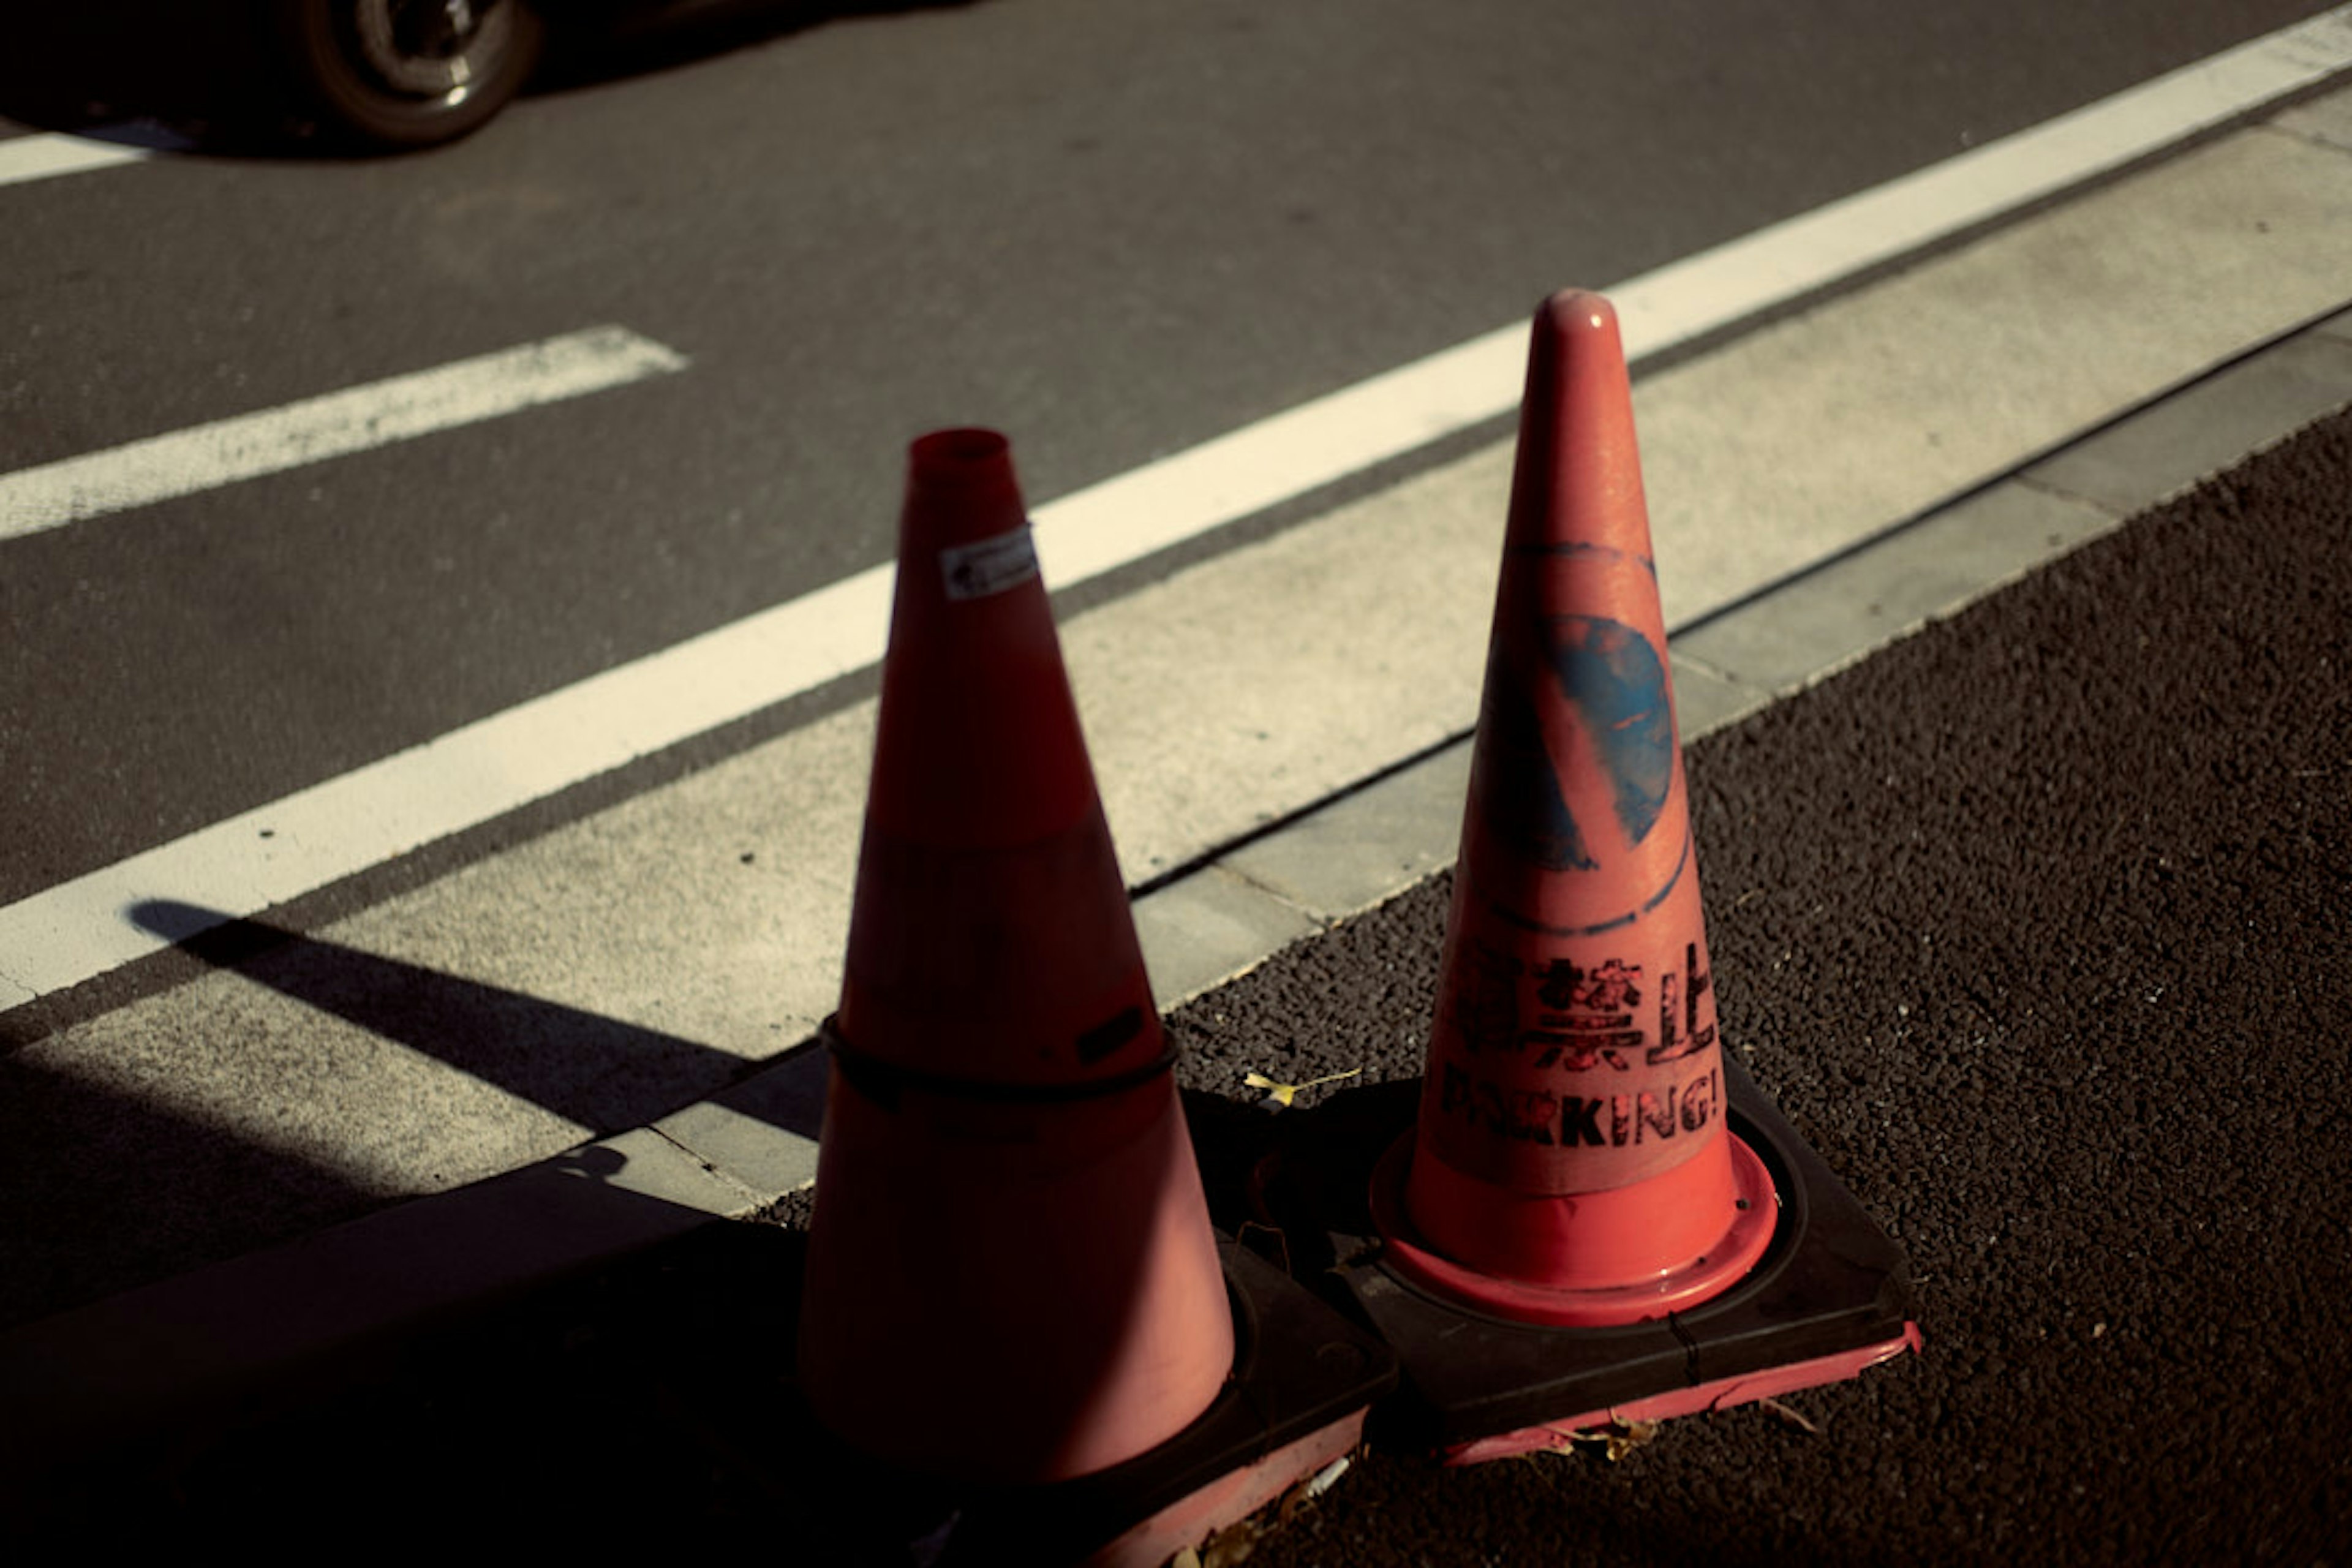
[1253, 290, 1914, 1463]
[796, 428, 1234, 1484]
[1371, 291, 1779, 1326]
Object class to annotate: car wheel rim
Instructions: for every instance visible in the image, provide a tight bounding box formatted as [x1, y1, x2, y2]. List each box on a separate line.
[352, 0, 516, 101]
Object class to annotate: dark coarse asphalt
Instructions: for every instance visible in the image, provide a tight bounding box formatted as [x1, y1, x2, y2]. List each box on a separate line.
[18, 408, 2351, 1558]
[1172, 404, 2352, 1564]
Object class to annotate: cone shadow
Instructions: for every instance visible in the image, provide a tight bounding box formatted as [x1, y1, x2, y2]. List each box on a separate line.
[126, 898, 753, 1132]
[4, 897, 786, 1328]
[3, 901, 814, 1517]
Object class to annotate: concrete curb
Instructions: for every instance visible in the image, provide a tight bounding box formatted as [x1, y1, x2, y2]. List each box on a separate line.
[5, 301, 2349, 1494]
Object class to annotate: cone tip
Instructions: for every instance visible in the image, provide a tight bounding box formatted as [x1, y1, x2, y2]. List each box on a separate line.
[902, 427, 1027, 548]
[909, 427, 1013, 484]
[1537, 288, 1618, 339]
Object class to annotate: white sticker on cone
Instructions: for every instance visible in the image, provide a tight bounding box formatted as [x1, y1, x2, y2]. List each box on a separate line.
[940, 527, 1041, 600]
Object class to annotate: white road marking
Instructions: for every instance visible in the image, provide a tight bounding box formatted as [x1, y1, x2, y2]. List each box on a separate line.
[1037, 3, 2352, 585]
[0, 328, 690, 543]
[0, 565, 895, 1009]
[3, 7, 2350, 1010]
[0, 132, 150, 189]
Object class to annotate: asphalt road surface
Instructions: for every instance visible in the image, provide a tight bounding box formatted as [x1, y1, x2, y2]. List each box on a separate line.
[1, 0, 2335, 906]
[25, 398, 2347, 1561]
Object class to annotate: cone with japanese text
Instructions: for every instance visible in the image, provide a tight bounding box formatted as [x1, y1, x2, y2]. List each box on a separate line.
[1371, 292, 1779, 1326]
[796, 428, 1234, 1483]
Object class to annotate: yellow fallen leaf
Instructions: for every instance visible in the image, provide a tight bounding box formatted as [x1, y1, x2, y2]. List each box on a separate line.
[1567, 1417, 1660, 1463]
[1243, 1066, 1363, 1110]
[1200, 1518, 1260, 1567]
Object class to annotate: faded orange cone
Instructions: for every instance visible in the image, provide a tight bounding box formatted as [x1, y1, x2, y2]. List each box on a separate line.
[1374, 292, 1778, 1325]
[796, 428, 1234, 1483]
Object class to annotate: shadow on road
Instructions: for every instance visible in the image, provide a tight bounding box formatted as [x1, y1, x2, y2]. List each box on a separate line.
[1, 897, 1259, 1553]
[127, 897, 757, 1128]
[0, 899, 791, 1335]
[0, 896, 830, 1529]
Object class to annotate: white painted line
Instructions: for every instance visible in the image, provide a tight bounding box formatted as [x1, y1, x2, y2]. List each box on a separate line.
[0, 132, 149, 189]
[1034, 3, 2352, 584]
[0, 564, 895, 1008]
[0, 328, 690, 543]
[4, 7, 2350, 1010]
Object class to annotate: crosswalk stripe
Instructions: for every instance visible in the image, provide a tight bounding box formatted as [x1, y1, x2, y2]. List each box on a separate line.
[0, 328, 689, 543]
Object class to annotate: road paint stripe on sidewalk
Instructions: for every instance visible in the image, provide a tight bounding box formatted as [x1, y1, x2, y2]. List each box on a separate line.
[0, 328, 690, 543]
[6, 10, 2351, 1010]
[0, 565, 893, 1009]
[0, 132, 150, 189]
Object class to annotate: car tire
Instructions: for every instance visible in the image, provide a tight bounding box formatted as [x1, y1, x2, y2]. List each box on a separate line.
[269, 0, 548, 151]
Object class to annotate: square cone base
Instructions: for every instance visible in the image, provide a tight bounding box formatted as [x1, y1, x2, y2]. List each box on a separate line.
[780, 1234, 1398, 1565]
[1253, 1061, 1919, 1461]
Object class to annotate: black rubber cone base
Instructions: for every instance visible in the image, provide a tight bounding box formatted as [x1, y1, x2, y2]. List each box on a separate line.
[1254, 1060, 1917, 1457]
[782, 1233, 1398, 1565]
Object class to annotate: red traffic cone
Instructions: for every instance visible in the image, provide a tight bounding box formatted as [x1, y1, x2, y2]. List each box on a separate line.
[797, 429, 1235, 1484]
[1372, 292, 1778, 1327]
